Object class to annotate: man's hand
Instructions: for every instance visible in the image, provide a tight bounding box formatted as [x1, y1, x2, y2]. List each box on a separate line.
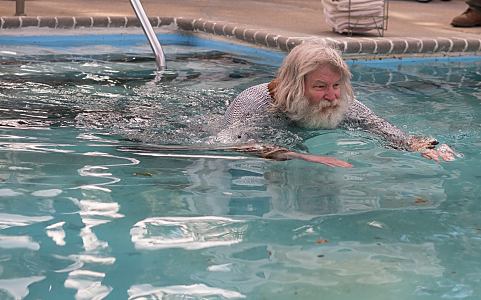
[408, 136, 457, 162]
[421, 144, 456, 162]
[408, 136, 439, 152]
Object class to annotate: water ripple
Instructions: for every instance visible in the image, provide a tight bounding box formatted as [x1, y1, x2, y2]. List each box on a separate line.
[0, 276, 44, 299]
[128, 283, 245, 299]
[64, 269, 112, 300]
[131, 216, 247, 250]
[0, 212, 52, 229]
[0, 235, 39, 250]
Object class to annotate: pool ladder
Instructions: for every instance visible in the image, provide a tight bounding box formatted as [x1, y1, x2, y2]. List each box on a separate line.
[130, 0, 166, 71]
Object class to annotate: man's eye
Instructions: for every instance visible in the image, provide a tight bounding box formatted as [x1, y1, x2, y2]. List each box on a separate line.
[314, 85, 325, 89]
[333, 83, 340, 88]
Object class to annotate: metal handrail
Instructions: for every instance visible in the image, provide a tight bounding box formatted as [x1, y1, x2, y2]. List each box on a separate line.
[129, 0, 166, 71]
[13, 0, 166, 70]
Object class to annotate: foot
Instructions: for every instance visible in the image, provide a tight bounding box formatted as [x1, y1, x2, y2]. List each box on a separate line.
[451, 8, 481, 27]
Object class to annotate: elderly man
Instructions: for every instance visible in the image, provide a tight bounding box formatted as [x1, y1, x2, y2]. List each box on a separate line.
[223, 40, 455, 162]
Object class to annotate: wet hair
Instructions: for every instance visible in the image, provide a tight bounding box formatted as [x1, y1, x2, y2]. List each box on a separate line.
[271, 39, 354, 120]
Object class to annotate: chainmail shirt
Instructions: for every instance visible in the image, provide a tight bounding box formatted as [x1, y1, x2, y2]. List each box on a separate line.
[223, 82, 410, 149]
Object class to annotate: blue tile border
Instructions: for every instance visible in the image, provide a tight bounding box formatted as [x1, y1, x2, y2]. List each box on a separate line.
[1, 16, 480, 58]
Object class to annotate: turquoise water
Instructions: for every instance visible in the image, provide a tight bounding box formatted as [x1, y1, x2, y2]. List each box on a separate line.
[1, 35, 481, 299]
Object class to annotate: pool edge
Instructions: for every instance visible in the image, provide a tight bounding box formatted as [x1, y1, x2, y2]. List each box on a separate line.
[1, 15, 481, 59]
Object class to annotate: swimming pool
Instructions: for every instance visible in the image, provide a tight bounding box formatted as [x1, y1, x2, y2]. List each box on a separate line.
[1, 33, 481, 299]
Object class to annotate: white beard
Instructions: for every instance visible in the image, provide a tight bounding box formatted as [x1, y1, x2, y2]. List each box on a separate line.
[294, 96, 349, 129]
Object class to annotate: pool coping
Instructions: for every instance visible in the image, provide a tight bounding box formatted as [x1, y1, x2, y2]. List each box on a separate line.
[1, 15, 481, 59]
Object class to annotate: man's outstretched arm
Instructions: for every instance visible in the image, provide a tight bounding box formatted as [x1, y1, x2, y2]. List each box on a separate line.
[343, 99, 457, 161]
[118, 143, 353, 168]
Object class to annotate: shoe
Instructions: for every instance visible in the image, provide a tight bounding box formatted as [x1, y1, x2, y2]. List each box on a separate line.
[451, 8, 481, 27]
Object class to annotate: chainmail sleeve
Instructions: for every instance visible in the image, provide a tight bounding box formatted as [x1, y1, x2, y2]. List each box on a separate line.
[342, 98, 411, 150]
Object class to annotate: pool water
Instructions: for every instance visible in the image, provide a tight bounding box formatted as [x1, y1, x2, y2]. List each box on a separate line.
[1, 35, 481, 299]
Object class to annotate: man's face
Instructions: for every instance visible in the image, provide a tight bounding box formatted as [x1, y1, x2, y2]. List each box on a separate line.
[295, 64, 347, 129]
[303, 64, 341, 109]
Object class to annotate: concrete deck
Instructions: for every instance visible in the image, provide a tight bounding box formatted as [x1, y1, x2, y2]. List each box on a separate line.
[1, 0, 480, 57]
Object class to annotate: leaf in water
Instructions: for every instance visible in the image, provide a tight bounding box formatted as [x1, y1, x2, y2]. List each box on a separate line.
[414, 197, 429, 205]
[133, 172, 153, 177]
[367, 221, 385, 229]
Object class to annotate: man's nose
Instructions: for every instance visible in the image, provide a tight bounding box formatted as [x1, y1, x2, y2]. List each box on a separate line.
[324, 87, 337, 101]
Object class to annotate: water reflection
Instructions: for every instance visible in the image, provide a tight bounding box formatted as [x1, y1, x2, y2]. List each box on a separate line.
[194, 241, 444, 298]
[46, 221, 66, 246]
[0, 128, 138, 299]
[131, 216, 247, 250]
[143, 153, 448, 220]
[0, 234, 39, 250]
[62, 143, 134, 298]
[0, 43, 480, 299]
[0, 213, 52, 229]
[0, 276, 45, 299]
[128, 283, 245, 299]
[64, 270, 112, 300]
[77, 151, 140, 191]
[268, 242, 443, 284]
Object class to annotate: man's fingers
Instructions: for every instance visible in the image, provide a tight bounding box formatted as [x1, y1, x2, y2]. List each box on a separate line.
[437, 144, 456, 161]
[421, 144, 459, 162]
[422, 149, 439, 162]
